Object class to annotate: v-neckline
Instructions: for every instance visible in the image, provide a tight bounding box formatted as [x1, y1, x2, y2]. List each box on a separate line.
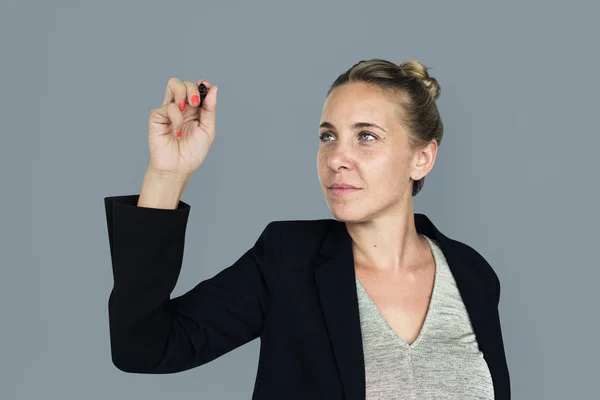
[356, 235, 440, 350]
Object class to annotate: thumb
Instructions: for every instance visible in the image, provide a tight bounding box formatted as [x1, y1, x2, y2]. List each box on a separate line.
[197, 85, 218, 132]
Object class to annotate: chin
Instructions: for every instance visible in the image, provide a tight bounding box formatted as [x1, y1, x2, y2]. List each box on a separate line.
[327, 204, 372, 223]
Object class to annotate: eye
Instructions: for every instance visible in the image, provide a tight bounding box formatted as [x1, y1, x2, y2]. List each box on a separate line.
[359, 131, 376, 141]
[319, 131, 377, 142]
[319, 132, 333, 142]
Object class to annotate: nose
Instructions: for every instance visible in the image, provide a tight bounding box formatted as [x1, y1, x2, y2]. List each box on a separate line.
[326, 145, 353, 171]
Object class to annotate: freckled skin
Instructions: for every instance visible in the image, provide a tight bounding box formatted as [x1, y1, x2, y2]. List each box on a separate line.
[317, 82, 433, 224]
[316, 82, 440, 344]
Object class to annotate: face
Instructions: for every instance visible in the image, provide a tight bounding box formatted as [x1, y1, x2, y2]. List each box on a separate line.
[317, 82, 436, 223]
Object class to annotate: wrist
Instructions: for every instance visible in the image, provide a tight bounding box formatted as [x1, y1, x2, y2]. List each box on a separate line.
[145, 168, 192, 183]
[138, 170, 190, 209]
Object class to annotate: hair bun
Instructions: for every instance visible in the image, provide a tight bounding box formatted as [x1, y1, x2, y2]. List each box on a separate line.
[399, 59, 441, 101]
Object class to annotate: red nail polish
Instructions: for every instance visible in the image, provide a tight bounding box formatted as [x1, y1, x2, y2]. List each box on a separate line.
[178, 101, 185, 111]
[191, 95, 199, 106]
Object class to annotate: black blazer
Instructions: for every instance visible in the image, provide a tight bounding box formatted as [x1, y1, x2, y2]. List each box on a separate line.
[104, 194, 510, 399]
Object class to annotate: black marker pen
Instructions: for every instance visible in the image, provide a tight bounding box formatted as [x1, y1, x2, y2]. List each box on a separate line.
[198, 82, 208, 107]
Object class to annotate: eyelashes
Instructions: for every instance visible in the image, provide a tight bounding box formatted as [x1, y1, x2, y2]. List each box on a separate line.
[319, 131, 377, 142]
[318, 132, 331, 141]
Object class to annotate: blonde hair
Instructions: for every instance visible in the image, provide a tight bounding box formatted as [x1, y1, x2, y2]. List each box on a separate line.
[327, 58, 443, 196]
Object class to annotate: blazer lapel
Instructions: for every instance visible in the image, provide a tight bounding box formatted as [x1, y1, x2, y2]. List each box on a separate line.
[314, 221, 365, 400]
[413, 214, 494, 355]
[414, 214, 507, 399]
[313, 215, 504, 399]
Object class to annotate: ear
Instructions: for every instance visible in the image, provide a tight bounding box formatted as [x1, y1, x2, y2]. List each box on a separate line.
[411, 140, 438, 181]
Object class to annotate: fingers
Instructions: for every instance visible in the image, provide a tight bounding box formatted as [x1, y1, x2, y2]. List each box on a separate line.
[158, 77, 218, 136]
[162, 77, 187, 107]
[166, 101, 184, 136]
[151, 102, 184, 137]
[163, 77, 212, 109]
[183, 80, 204, 108]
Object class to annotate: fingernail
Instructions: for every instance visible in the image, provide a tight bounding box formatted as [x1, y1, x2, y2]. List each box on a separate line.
[178, 101, 185, 111]
[176, 130, 182, 137]
[191, 95, 199, 106]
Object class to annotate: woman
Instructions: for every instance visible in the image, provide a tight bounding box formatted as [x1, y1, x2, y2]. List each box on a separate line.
[104, 58, 510, 399]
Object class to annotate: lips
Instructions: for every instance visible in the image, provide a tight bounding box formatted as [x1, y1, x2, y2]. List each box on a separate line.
[327, 183, 361, 198]
[329, 183, 359, 189]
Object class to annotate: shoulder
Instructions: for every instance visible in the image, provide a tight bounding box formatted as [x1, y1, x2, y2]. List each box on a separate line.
[257, 218, 338, 242]
[253, 218, 336, 247]
[444, 236, 502, 307]
[416, 213, 502, 307]
[248, 219, 338, 289]
[267, 219, 337, 236]
[260, 219, 337, 252]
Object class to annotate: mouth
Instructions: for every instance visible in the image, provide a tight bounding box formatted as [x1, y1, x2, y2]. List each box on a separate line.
[328, 183, 359, 189]
[327, 186, 361, 197]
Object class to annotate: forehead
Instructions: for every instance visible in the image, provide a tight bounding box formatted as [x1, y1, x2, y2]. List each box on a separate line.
[321, 82, 397, 123]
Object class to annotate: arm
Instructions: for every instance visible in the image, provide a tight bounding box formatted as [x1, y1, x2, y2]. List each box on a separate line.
[104, 195, 281, 373]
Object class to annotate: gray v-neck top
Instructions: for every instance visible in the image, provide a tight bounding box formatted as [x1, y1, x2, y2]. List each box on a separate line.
[355, 234, 494, 399]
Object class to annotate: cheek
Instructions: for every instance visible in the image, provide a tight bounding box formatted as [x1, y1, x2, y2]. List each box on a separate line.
[316, 152, 328, 180]
[364, 150, 393, 173]
[316, 149, 325, 163]
[364, 152, 408, 186]
[317, 146, 337, 166]
[316, 152, 326, 168]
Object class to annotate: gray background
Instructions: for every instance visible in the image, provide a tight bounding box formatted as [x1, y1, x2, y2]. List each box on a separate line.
[1, 0, 598, 398]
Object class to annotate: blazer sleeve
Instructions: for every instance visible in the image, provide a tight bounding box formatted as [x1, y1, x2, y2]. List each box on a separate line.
[104, 194, 282, 374]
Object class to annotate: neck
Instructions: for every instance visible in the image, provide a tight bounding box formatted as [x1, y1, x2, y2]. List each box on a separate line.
[345, 204, 426, 274]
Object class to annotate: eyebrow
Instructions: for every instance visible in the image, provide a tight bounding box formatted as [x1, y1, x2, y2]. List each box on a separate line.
[319, 121, 388, 133]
